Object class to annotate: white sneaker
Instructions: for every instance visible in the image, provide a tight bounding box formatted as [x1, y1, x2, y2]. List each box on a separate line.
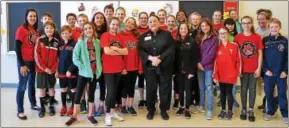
[105, 114, 112, 126]
[112, 112, 124, 122]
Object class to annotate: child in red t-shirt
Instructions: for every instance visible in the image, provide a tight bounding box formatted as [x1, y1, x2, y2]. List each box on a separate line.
[234, 16, 263, 122]
[213, 27, 241, 120]
[101, 17, 128, 126]
[157, 9, 168, 30]
[66, 13, 82, 43]
[212, 10, 224, 32]
[119, 17, 142, 116]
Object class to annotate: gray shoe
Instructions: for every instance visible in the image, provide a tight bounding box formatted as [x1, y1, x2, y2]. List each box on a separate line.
[264, 114, 274, 121]
[282, 117, 288, 124]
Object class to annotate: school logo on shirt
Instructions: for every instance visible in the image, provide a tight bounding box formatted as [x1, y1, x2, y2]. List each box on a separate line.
[110, 40, 121, 48]
[278, 44, 285, 52]
[53, 42, 59, 48]
[28, 31, 38, 46]
[88, 46, 96, 63]
[126, 41, 137, 50]
[240, 42, 256, 58]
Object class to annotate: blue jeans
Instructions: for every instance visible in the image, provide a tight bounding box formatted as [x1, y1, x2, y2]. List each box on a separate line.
[197, 70, 213, 111]
[16, 61, 37, 113]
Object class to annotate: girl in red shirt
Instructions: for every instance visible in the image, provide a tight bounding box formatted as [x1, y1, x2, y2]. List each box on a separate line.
[212, 10, 224, 32]
[137, 12, 149, 108]
[213, 27, 241, 120]
[15, 8, 40, 120]
[66, 13, 82, 43]
[234, 16, 263, 122]
[119, 17, 142, 116]
[101, 17, 128, 126]
[157, 9, 168, 30]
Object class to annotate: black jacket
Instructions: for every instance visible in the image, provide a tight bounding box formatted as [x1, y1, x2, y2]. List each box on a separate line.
[138, 29, 175, 75]
[174, 36, 199, 75]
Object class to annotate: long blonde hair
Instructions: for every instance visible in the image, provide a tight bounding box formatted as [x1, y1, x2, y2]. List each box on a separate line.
[80, 22, 98, 41]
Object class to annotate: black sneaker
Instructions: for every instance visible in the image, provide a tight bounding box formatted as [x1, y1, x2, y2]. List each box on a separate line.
[38, 107, 46, 118]
[146, 111, 155, 120]
[225, 111, 233, 120]
[184, 109, 191, 119]
[49, 106, 56, 116]
[138, 100, 145, 108]
[120, 106, 128, 115]
[65, 117, 77, 126]
[176, 107, 184, 116]
[161, 111, 169, 120]
[248, 110, 255, 122]
[218, 110, 226, 120]
[173, 100, 179, 110]
[87, 116, 98, 125]
[240, 109, 247, 120]
[128, 107, 137, 116]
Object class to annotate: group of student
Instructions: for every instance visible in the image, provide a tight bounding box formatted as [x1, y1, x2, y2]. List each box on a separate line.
[14, 4, 288, 126]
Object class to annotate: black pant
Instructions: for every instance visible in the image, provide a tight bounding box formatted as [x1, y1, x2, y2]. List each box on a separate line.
[122, 71, 138, 98]
[192, 72, 200, 106]
[219, 83, 234, 111]
[146, 69, 172, 112]
[138, 73, 145, 88]
[104, 73, 121, 112]
[74, 75, 97, 104]
[98, 73, 106, 101]
[176, 73, 193, 109]
[117, 75, 124, 105]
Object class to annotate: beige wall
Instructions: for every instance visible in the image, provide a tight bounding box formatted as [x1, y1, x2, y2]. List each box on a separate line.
[239, 1, 288, 37]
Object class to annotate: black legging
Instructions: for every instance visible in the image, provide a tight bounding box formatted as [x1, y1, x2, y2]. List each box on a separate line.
[122, 71, 138, 98]
[219, 83, 234, 111]
[74, 75, 97, 104]
[176, 73, 193, 109]
[105, 73, 122, 113]
[98, 73, 106, 101]
[138, 74, 145, 88]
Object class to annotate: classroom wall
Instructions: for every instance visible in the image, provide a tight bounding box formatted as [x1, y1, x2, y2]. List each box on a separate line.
[239, 1, 288, 36]
[1, 1, 288, 85]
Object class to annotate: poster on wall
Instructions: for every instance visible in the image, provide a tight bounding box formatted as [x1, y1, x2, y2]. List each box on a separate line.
[223, 1, 238, 19]
[61, 1, 118, 26]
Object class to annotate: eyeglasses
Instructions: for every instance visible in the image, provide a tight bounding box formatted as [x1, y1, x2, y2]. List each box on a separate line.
[241, 22, 252, 25]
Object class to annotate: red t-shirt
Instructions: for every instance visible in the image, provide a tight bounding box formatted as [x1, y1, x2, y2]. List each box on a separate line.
[100, 32, 126, 73]
[213, 22, 224, 32]
[234, 33, 263, 73]
[119, 31, 142, 71]
[71, 27, 82, 43]
[160, 24, 168, 30]
[138, 26, 149, 35]
[87, 41, 96, 74]
[15, 25, 39, 61]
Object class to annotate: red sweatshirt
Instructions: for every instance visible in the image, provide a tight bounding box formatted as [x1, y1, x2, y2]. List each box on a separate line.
[213, 42, 241, 84]
[71, 27, 82, 43]
[213, 22, 224, 32]
[119, 31, 142, 72]
[15, 25, 40, 61]
[35, 35, 59, 73]
[138, 26, 149, 35]
[100, 32, 126, 73]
